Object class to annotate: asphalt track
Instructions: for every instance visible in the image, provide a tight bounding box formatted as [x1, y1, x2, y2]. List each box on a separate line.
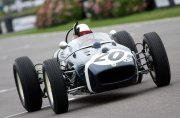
[0, 17, 180, 118]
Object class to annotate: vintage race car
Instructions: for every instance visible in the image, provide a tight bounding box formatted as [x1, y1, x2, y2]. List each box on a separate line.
[13, 25, 171, 114]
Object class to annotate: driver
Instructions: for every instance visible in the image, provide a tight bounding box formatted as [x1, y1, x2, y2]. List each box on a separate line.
[68, 23, 93, 52]
[57, 23, 92, 60]
[73, 23, 93, 38]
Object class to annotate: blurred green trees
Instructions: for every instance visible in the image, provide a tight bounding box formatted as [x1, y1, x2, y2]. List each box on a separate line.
[36, 0, 82, 28]
[36, 0, 153, 28]
[2, 0, 15, 6]
[88, 0, 146, 19]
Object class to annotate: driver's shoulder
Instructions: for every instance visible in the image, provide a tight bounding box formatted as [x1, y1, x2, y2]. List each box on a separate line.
[68, 39, 79, 46]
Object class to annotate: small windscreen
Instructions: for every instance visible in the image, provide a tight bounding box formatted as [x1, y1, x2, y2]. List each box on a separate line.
[74, 32, 112, 48]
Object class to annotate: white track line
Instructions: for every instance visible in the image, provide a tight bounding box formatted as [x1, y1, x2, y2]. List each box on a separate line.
[3, 111, 27, 118]
[0, 88, 16, 94]
[3, 98, 76, 118]
[0, 89, 7, 93]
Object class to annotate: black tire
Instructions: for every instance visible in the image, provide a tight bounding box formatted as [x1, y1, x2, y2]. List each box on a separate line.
[112, 31, 137, 52]
[112, 31, 142, 83]
[13, 56, 42, 112]
[143, 32, 171, 87]
[43, 59, 68, 114]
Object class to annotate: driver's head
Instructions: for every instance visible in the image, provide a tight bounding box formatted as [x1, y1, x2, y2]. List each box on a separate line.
[76, 24, 92, 36]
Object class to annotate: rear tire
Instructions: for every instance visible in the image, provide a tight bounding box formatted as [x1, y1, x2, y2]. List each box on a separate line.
[143, 32, 171, 87]
[43, 59, 68, 114]
[112, 31, 142, 83]
[13, 56, 42, 112]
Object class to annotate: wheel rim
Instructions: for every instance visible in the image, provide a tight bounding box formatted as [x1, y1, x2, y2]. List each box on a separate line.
[44, 72, 54, 106]
[16, 73, 25, 104]
[144, 44, 156, 80]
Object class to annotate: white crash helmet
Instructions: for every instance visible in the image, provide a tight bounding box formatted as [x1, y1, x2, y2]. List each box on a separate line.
[77, 24, 92, 36]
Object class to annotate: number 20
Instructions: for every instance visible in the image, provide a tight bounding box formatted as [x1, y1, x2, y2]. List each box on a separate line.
[94, 51, 124, 62]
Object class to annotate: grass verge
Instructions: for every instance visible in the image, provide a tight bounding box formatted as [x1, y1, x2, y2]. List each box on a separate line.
[1, 6, 180, 39]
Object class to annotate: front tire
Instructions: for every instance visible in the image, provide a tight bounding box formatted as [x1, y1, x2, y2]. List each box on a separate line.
[13, 56, 42, 112]
[43, 59, 68, 114]
[143, 32, 171, 87]
[112, 31, 137, 52]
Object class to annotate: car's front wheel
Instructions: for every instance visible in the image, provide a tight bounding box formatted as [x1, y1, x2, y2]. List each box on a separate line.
[13, 56, 42, 112]
[143, 32, 171, 87]
[43, 59, 68, 114]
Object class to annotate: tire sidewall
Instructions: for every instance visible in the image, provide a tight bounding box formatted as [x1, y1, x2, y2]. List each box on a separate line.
[13, 56, 42, 112]
[43, 59, 68, 114]
[143, 32, 171, 87]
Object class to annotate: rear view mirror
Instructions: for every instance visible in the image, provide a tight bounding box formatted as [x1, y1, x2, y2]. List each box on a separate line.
[59, 41, 68, 49]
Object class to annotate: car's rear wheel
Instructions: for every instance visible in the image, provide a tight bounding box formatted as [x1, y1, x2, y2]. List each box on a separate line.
[112, 31, 142, 83]
[143, 32, 171, 87]
[43, 59, 68, 114]
[13, 56, 42, 112]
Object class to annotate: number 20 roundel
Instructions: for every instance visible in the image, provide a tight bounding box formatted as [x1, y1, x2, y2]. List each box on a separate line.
[93, 49, 125, 66]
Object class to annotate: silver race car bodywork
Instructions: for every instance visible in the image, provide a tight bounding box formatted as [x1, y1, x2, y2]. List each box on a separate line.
[54, 32, 138, 93]
[13, 29, 171, 114]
